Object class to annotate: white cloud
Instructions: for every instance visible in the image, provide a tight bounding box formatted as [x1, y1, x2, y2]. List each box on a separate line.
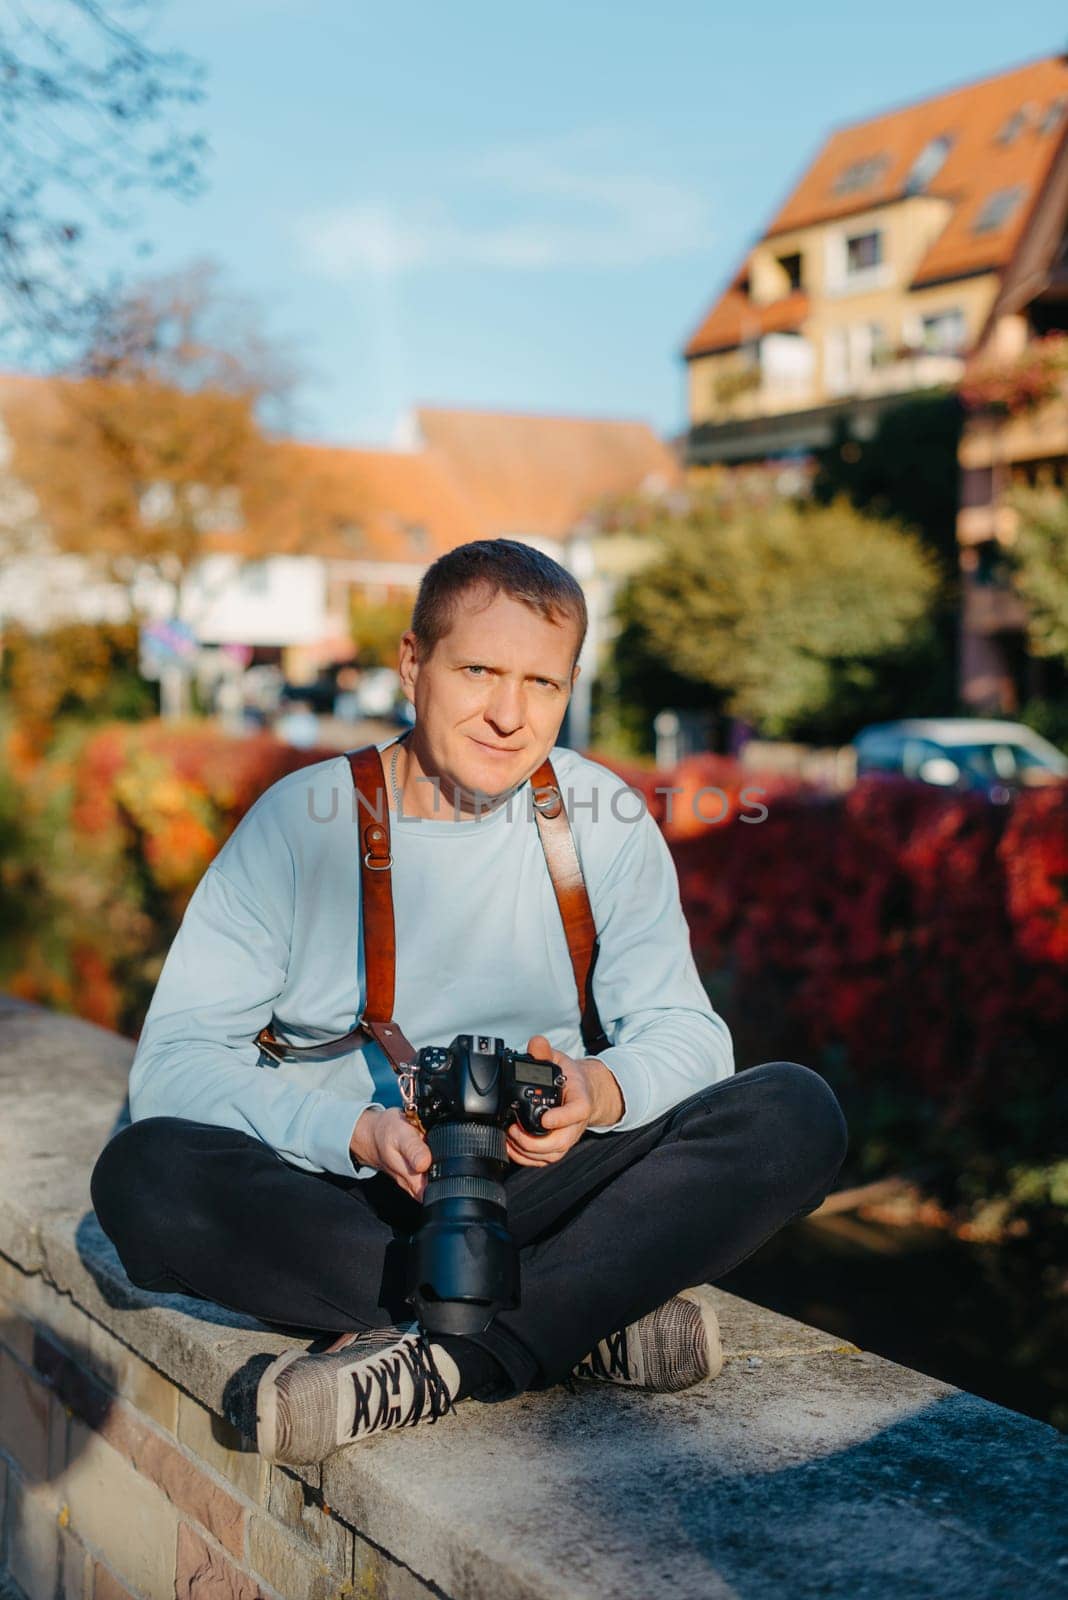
[296, 129, 713, 278]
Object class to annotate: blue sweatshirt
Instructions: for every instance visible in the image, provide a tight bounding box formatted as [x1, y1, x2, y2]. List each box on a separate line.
[129, 737, 735, 1178]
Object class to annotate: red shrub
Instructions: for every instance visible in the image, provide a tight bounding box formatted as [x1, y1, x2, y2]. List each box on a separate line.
[669, 774, 1066, 1108]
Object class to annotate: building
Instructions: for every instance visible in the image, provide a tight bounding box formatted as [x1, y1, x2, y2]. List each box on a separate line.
[0, 386, 679, 743]
[955, 192, 1068, 711]
[682, 53, 1068, 476]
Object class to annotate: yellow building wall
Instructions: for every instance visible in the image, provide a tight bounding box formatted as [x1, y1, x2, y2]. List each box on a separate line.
[688, 196, 1001, 428]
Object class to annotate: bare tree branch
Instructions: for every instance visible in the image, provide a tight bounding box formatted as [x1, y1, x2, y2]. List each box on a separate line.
[0, 0, 207, 359]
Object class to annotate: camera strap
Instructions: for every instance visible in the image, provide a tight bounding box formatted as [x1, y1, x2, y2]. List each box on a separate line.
[255, 740, 612, 1076]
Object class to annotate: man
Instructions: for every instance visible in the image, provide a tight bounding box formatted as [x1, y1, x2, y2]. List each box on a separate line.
[91, 538, 847, 1468]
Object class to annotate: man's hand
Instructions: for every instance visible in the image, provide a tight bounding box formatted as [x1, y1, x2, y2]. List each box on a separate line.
[506, 1035, 625, 1168]
[350, 1106, 431, 1201]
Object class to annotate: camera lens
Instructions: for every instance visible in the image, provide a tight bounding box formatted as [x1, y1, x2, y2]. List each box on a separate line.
[407, 1120, 517, 1335]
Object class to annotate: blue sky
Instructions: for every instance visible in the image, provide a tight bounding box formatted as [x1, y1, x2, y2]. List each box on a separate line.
[95, 3, 1067, 445]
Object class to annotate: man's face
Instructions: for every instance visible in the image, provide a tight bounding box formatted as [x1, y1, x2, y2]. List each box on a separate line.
[398, 586, 581, 800]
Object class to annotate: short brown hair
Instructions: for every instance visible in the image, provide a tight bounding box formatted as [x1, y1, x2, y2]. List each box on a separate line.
[410, 539, 587, 668]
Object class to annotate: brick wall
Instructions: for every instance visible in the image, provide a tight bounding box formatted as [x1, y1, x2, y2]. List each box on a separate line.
[0, 1254, 433, 1600]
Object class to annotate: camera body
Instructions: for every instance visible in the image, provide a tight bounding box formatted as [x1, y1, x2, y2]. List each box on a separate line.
[405, 1033, 566, 1336]
[414, 1033, 565, 1135]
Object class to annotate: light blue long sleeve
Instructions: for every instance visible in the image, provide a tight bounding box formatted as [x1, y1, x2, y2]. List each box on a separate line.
[128, 740, 734, 1177]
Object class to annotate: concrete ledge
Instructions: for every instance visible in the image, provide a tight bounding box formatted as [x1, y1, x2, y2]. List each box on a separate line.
[0, 993, 1065, 1599]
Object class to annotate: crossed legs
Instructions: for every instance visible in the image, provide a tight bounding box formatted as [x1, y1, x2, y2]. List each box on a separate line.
[90, 1061, 848, 1396]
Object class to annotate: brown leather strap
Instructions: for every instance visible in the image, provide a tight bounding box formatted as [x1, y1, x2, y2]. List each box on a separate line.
[348, 745, 419, 1073]
[528, 758, 611, 1056]
[256, 1025, 371, 1065]
[256, 741, 610, 1069]
[348, 745, 398, 1024]
[256, 744, 419, 1075]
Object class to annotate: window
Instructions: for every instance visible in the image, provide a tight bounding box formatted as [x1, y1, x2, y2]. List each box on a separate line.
[904, 135, 953, 195]
[337, 521, 365, 552]
[241, 561, 269, 594]
[867, 321, 892, 367]
[832, 154, 890, 197]
[921, 308, 966, 355]
[902, 739, 947, 780]
[973, 186, 1024, 233]
[846, 230, 883, 274]
[1039, 96, 1067, 136]
[995, 109, 1029, 146]
[975, 538, 1010, 586]
[855, 732, 904, 774]
[777, 252, 803, 292]
[138, 482, 175, 525]
[824, 327, 850, 394]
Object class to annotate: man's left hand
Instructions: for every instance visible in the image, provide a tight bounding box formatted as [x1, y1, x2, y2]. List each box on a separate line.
[505, 1035, 625, 1167]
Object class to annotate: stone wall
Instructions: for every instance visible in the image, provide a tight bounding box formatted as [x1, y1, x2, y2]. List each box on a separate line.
[1, 995, 1065, 1600]
[0, 1252, 425, 1600]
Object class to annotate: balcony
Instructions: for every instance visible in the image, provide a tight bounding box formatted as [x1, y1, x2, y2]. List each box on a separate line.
[960, 393, 1068, 471]
[854, 350, 965, 396]
[962, 576, 1030, 636]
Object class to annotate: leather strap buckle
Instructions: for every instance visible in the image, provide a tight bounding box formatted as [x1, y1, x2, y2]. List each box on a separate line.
[362, 820, 392, 871]
[531, 783, 563, 818]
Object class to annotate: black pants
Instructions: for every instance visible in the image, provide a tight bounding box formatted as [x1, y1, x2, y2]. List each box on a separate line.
[90, 1061, 848, 1396]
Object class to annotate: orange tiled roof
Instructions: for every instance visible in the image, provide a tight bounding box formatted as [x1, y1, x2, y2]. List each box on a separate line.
[269, 441, 480, 563]
[684, 283, 810, 358]
[0, 374, 676, 562]
[415, 407, 680, 541]
[685, 53, 1068, 356]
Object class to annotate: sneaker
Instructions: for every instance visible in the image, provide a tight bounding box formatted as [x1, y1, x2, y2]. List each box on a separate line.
[256, 1328, 461, 1466]
[570, 1287, 724, 1392]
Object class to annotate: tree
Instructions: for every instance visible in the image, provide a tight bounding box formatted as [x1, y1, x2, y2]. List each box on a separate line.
[0, 0, 206, 359]
[1005, 484, 1068, 663]
[616, 494, 942, 742]
[2, 260, 337, 623]
[348, 593, 414, 668]
[811, 391, 963, 576]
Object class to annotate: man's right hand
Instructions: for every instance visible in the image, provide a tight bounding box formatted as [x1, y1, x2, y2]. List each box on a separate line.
[350, 1106, 431, 1201]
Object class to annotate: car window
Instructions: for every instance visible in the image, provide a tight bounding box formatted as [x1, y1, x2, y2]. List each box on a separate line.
[1014, 744, 1056, 771]
[857, 733, 904, 772]
[953, 744, 1003, 780]
[952, 742, 1051, 781]
[902, 738, 945, 779]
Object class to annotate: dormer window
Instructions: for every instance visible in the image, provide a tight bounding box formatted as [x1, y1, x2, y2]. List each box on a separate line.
[973, 186, 1025, 234]
[1039, 96, 1067, 136]
[777, 252, 803, 292]
[995, 108, 1030, 145]
[846, 230, 883, 274]
[832, 154, 890, 197]
[904, 135, 953, 195]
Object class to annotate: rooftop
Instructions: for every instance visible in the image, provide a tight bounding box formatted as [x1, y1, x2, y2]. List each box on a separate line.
[686, 53, 1068, 359]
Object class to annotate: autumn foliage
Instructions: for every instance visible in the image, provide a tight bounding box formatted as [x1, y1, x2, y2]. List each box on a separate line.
[1, 722, 338, 1032]
[3, 727, 1065, 1198]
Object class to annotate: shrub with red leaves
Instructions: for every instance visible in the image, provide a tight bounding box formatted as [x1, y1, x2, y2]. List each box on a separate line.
[670, 773, 1067, 1193]
[6, 729, 1065, 1196]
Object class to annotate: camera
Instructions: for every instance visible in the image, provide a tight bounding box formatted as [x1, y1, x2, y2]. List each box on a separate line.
[406, 1032, 565, 1336]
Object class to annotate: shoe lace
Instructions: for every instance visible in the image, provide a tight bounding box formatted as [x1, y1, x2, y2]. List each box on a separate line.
[573, 1324, 631, 1383]
[351, 1335, 455, 1437]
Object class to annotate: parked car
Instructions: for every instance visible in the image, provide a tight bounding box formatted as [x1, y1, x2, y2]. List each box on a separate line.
[852, 718, 1068, 801]
[334, 667, 413, 726]
[279, 676, 337, 715]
